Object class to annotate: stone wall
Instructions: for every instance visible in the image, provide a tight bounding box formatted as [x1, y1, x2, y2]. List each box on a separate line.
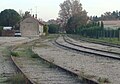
[20, 17, 43, 37]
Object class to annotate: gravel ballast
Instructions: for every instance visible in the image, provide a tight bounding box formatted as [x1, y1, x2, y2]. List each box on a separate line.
[33, 38, 120, 84]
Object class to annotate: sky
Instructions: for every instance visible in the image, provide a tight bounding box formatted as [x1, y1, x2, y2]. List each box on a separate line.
[0, 0, 120, 21]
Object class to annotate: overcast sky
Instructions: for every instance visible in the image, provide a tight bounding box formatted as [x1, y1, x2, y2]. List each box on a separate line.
[0, 0, 120, 21]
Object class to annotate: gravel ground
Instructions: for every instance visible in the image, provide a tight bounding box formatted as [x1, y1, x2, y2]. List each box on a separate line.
[65, 36, 120, 54]
[13, 49, 83, 84]
[0, 37, 38, 83]
[33, 38, 120, 84]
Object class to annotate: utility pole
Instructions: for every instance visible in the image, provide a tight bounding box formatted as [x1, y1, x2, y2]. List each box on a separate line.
[30, 9, 32, 15]
[35, 6, 37, 14]
[35, 6, 37, 18]
[28, 9, 32, 15]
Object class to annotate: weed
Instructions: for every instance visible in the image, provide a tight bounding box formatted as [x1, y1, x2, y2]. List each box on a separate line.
[11, 51, 19, 57]
[34, 43, 50, 48]
[48, 58, 56, 68]
[79, 68, 85, 76]
[49, 58, 54, 63]
[2, 47, 11, 57]
[31, 53, 39, 58]
[98, 77, 110, 83]
[48, 63, 55, 68]
[5, 73, 26, 84]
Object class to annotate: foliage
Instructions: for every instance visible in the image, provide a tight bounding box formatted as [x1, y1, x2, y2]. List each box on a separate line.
[59, 0, 88, 32]
[0, 26, 3, 36]
[0, 9, 21, 26]
[91, 10, 120, 21]
[77, 26, 120, 39]
[66, 12, 88, 33]
[100, 10, 120, 20]
[6, 73, 26, 84]
[25, 48, 39, 58]
[98, 77, 110, 83]
[0, 26, 3, 30]
[11, 51, 19, 57]
[43, 25, 49, 35]
[48, 24, 59, 34]
[100, 21, 104, 28]
[31, 53, 39, 58]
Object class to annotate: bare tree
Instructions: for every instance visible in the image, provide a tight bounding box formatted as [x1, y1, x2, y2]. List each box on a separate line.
[59, 0, 72, 27]
[71, 0, 82, 15]
[59, 0, 88, 32]
[19, 10, 24, 18]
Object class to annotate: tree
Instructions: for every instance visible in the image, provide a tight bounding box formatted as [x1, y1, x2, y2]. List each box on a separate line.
[48, 24, 59, 34]
[66, 11, 87, 33]
[0, 9, 21, 26]
[59, 0, 88, 33]
[118, 28, 120, 41]
[101, 21, 104, 29]
[43, 25, 49, 35]
[100, 10, 120, 20]
[59, 0, 72, 29]
[0, 26, 3, 36]
[71, 0, 82, 15]
[19, 9, 24, 19]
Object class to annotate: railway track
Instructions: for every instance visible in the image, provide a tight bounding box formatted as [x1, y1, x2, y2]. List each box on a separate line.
[9, 39, 38, 84]
[10, 54, 34, 84]
[11, 55, 84, 84]
[0, 37, 39, 84]
[10, 39, 97, 84]
[55, 35, 120, 60]
[68, 35, 120, 48]
[64, 36, 120, 55]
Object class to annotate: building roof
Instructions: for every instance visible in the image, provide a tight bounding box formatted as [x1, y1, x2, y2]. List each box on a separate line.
[103, 20, 120, 29]
[32, 17, 44, 25]
[23, 17, 44, 25]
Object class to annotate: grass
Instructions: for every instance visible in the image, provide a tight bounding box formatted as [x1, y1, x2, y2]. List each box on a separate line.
[98, 77, 110, 83]
[46, 34, 58, 39]
[68, 34, 120, 45]
[1, 46, 11, 57]
[34, 43, 50, 48]
[31, 53, 39, 58]
[13, 45, 40, 59]
[40, 34, 59, 41]
[78, 68, 97, 83]
[5, 73, 26, 84]
[11, 51, 19, 57]
[89, 37, 120, 45]
[47, 58, 55, 68]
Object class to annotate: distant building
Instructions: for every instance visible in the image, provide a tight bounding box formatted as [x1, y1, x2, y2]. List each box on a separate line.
[103, 20, 120, 29]
[20, 17, 44, 37]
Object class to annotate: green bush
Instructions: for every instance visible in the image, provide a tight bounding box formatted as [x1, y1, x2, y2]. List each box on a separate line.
[26, 48, 39, 58]
[48, 24, 59, 34]
[6, 73, 26, 84]
[11, 51, 19, 57]
[31, 53, 39, 58]
[0, 26, 3, 36]
[43, 25, 49, 35]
